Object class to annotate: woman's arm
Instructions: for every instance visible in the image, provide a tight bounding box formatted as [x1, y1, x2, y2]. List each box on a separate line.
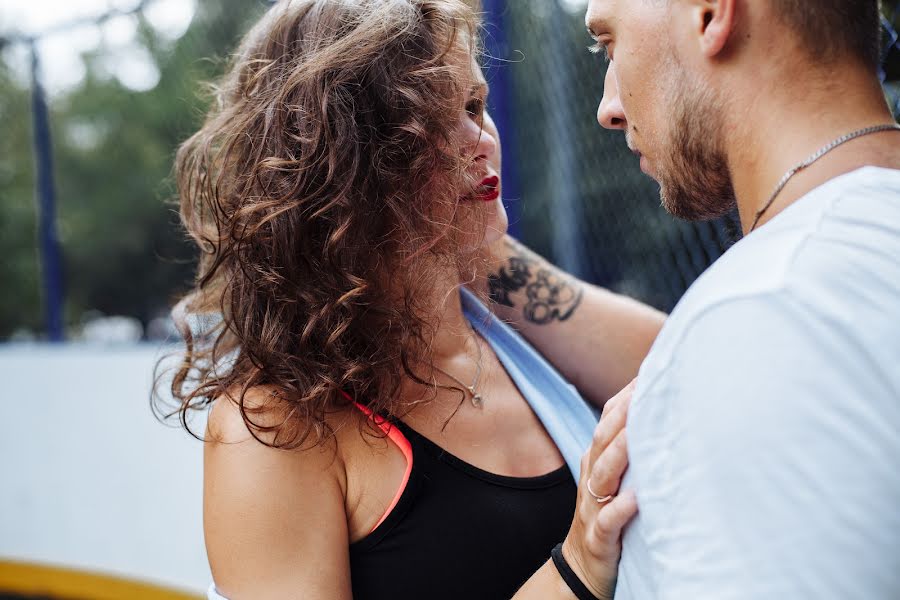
[204, 395, 353, 600]
[479, 235, 665, 407]
[512, 384, 638, 600]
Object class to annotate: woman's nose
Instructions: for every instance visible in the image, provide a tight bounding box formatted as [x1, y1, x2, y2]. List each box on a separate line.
[464, 116, 498, 162]
[597, 64, 627, 131]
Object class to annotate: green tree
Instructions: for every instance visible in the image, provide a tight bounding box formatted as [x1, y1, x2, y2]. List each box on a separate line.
[0, 65, 40, 336]
[0, 0, 267, 338]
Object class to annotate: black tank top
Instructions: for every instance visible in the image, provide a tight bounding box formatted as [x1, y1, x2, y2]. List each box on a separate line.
[349, 419, 576, 599]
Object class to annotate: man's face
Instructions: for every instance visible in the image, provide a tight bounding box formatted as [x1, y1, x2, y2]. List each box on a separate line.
[587, 0, 736, 221]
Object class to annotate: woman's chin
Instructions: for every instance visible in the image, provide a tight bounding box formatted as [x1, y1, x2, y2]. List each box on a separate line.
[482, 201, 509, 247]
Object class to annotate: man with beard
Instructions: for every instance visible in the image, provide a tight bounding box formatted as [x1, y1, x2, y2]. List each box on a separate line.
[486, 0, 900, 598]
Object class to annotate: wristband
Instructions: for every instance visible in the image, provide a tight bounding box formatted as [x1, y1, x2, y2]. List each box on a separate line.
[550, 542, 602, 600]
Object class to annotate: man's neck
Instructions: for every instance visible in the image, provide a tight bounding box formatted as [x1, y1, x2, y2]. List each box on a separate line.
[725, 63, 899, 234]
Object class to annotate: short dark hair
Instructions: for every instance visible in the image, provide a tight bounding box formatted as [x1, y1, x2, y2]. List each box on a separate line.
[772, 1, 882, 70]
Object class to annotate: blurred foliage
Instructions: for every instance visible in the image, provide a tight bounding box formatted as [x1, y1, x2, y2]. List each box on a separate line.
[0, 0, 269, 339]
[0, 0, 899, 338]
[0, 65, 40, 337]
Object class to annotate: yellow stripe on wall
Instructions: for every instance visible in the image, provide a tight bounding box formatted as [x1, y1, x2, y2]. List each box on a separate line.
[0, 560, 202, 600]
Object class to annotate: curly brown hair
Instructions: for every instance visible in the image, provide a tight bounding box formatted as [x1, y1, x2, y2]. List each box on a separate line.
[156, 0, 489, 447]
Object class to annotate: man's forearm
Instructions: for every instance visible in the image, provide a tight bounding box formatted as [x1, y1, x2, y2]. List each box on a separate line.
[479, 235, 665, 406]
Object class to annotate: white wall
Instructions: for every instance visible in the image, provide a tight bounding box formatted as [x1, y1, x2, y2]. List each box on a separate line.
[0, 343, 210, 594]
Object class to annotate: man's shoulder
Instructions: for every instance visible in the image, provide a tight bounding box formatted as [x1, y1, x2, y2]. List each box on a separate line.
[621, 171, 900, 600]
[644, 167, 900, 375]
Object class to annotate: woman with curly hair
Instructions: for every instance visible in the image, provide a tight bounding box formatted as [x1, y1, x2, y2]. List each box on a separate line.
[163, 0, 665, 598]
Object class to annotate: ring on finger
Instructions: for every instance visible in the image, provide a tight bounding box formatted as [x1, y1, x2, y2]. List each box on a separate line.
[586, 477, 615, 505]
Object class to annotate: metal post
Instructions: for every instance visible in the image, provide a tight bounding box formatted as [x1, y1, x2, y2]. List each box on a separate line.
[481, 0, 522, 239]
[30, 41, 65, 342]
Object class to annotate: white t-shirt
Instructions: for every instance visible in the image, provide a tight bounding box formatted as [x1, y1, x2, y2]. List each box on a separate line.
[616, 167, 900, 599]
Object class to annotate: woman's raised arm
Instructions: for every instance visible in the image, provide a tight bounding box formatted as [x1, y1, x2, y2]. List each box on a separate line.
[478, 236, 665, 407]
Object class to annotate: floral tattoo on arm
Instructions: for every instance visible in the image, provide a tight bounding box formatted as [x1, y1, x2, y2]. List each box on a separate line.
[488, 240, 584, 325]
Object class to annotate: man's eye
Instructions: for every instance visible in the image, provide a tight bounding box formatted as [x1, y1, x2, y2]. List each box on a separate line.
[466, 98, 485, 118]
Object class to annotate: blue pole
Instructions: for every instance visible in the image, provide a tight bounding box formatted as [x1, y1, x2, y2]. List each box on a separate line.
[481, 0, 522, 239]
[30, 41, 65, 342]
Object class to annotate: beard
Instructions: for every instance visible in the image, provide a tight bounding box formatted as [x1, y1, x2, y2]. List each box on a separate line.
[654, 69, 737, 221]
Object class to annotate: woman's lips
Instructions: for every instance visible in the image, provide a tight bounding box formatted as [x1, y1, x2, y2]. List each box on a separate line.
[476, 175, 500, 202]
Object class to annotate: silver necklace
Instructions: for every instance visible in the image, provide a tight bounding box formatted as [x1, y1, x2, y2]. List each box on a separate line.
[749, 123, 900, 233]
[432, 335, 484, 408]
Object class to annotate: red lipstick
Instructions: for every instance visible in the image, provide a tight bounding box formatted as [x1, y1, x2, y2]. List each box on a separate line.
[477, 175, 500, 202]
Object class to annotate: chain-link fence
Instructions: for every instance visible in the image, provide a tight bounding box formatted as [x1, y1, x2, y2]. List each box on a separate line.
[2, 1, 899, 338]
[487, 0, 900, 313]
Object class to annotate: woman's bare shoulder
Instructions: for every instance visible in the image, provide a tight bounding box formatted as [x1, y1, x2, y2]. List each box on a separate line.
[204, 385, 355, 502]
[207, 385, 321, 442]
[204, 386, 356, 599]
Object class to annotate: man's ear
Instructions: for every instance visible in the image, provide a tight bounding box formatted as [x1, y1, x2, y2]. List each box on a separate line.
[690, 0, 737, 58]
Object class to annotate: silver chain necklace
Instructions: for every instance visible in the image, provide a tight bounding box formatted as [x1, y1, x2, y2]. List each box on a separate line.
[749, 123, 900, 233]
[432, 335, 484, 408]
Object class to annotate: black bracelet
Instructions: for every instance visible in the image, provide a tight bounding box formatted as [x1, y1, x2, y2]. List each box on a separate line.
[550, 543, 602, 600]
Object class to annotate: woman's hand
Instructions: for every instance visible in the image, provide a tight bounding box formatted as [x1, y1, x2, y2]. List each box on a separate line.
[562, 381, 639, 599]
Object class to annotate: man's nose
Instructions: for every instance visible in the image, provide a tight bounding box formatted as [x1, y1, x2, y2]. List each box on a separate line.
[597, 64, 627, 131]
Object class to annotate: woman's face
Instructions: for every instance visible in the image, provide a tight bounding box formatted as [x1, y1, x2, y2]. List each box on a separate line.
[478, 110, 508, 246]
[454, 60, 508, 247]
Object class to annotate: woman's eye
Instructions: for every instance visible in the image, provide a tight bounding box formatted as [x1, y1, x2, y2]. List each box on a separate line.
[466, 98, 485, 118]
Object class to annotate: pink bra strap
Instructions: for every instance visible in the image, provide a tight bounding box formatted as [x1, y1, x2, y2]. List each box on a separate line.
[341, 392, 413, 533]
